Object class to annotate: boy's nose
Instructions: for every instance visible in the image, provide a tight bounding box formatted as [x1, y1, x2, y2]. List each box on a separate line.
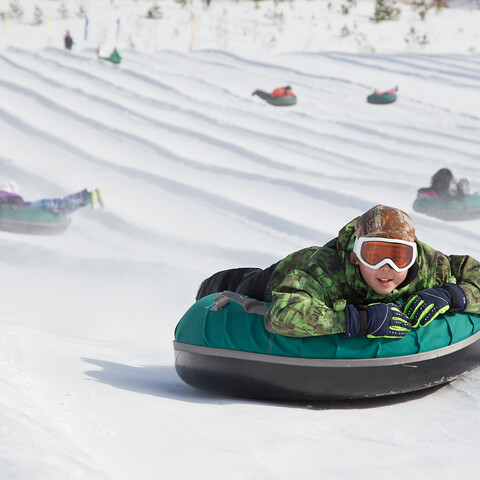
[379, 263, 394, 271]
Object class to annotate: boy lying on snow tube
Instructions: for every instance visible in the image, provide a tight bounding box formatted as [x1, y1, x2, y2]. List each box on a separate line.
[196, 204, 480, 340]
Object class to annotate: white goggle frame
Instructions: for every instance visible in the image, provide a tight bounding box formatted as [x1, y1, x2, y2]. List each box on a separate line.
[353, 236, 417, 273]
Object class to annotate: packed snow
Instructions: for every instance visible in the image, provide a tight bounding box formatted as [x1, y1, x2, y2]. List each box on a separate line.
[1, 1, 480, 479]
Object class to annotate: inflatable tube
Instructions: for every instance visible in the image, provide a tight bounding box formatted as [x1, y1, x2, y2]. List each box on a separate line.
[174, 292, 480, 401]
[367, 93, 397, 105]
[266, 95, 297, 107]
[0, 205, 70, 235]
[413, 194, 480, 221]
[98, 55, 121, 65]
[252, 90, 297, 107]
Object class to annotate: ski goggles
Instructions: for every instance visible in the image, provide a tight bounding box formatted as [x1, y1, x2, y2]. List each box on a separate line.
[353, 236, 417, 272]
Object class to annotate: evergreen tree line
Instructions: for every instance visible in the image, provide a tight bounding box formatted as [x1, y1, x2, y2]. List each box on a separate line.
[1, 0, 479, 25]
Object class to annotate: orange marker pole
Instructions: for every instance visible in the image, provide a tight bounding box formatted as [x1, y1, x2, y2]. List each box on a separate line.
[189, 17, 199, 53]
[4, 14, 9, 44]
[47, 15, 52, 46]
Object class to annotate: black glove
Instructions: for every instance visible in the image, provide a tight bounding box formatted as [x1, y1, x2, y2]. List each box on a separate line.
[344, 303, 412, 339]
[402, 283, 467, 328]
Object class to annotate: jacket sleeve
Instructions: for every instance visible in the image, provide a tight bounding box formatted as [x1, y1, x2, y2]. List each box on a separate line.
[448, 255, 480, 313]
[264, 268, 347, 337]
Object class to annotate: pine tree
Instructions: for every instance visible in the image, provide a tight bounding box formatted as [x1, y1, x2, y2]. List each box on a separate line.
[8, 0, 24, 19]
[410, 1, 444, 21]
[371, 0, 401, 23]
[147, 3, 163, 20]
[76, 5, 87, 19]
[33, 5, 44, 25]
[341, 0, 357, 16]
[58, 1, 69, 19]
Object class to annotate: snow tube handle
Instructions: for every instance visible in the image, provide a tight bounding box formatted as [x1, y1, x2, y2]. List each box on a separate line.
[211, 290, 268, 316]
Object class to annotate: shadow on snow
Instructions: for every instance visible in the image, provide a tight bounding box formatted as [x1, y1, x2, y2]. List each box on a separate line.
[82, 357, 445, 410]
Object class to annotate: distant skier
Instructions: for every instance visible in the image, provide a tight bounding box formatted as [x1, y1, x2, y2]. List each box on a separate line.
[64, 30, 73, 50]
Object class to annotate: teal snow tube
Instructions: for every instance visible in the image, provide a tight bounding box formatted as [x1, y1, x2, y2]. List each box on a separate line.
[367, 93, 397, 105]
[98, 54, 122, 64]
[0, 205, 70, 235]
[174, 292, 480, 400]
[413, 194, 480, 221]
[266, 95, 297, 107]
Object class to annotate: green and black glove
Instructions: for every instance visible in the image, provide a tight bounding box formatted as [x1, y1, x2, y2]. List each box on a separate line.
[345, 303, 412, 339]
[402, 284, 467, 328]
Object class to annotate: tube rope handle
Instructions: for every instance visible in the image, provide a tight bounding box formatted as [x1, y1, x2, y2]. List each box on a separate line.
[210, 290, 268, 316]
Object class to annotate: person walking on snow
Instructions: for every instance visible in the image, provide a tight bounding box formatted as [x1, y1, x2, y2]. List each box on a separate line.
[64, 30, 73, 50]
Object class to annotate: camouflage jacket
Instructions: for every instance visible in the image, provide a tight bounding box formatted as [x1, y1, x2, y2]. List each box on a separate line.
[264, 219, 480, 337]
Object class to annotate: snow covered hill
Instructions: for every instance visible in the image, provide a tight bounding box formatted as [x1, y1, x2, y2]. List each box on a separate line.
[1, 1, 480, 479]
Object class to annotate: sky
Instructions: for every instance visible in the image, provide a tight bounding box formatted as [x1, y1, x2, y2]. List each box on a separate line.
[1, 1, 480, 479]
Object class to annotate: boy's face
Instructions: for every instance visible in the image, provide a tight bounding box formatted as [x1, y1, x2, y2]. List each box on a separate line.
[355, 260, 408, 295]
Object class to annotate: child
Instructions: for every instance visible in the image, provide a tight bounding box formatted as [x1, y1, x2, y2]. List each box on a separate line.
[417, 168, 471, 200]
[270, 86, 295, 98]
[196, 205, 479, 339]
[252, 86, 295, 101]
[374, 86, 398, 95]
[0, 187, 104, 214]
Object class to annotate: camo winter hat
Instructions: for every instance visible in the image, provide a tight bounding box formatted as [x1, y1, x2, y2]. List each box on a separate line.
[354, 205, 415, 242]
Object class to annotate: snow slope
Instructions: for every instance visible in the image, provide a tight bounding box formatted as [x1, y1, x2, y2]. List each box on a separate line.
[1, 1, 480, 479]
